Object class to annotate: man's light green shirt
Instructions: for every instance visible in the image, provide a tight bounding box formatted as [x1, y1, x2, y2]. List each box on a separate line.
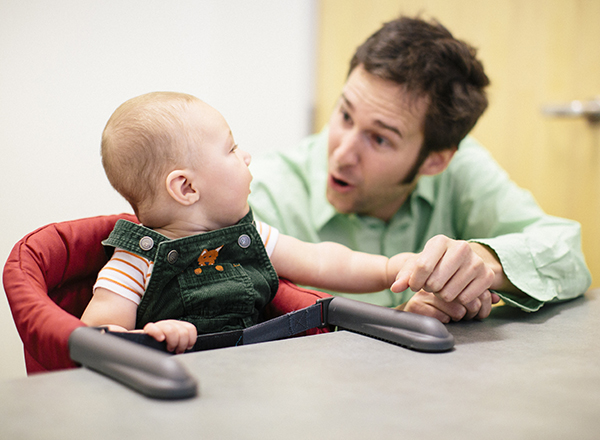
[249, 129, 591, 311]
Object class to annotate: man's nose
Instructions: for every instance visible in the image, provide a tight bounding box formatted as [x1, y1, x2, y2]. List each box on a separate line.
[332, 131, 360, 167]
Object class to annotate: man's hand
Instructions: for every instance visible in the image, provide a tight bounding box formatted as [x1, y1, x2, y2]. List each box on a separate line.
[396, 289, 500, 323]
[143, 320, 197, 354]
[389, 235, 514, 321]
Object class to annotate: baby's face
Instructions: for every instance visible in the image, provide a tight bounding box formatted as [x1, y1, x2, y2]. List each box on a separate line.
[187, 101, 253, 228]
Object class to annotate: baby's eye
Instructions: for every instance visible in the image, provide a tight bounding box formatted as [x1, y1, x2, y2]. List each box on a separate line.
[230, 144, 238, 153]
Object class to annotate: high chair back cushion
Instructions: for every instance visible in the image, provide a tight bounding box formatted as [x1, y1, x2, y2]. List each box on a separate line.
[3, 214, 137, 373]
[3, 214, 330, 374]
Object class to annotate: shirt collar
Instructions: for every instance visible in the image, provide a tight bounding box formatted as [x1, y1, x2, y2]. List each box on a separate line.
[411, 174, 436, 207]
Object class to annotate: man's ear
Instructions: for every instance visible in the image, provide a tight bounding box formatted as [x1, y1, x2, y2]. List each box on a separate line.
[418, 146, 457, 176]
[165, 170, 200, 205]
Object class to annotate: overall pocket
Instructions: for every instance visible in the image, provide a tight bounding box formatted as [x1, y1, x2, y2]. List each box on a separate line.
[178, 262, 258, 332]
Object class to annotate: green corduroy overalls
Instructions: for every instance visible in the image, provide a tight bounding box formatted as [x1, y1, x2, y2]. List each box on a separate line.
[102, 209, 279, 334]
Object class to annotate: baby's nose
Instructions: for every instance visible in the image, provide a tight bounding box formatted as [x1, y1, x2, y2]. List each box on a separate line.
[242, 149, 252, 166]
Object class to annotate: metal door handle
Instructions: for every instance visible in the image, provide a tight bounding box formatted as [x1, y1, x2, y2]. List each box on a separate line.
[542, 97, 600, 123]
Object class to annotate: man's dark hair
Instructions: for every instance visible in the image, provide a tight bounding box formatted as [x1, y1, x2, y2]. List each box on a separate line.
[350, 16, 490, 157]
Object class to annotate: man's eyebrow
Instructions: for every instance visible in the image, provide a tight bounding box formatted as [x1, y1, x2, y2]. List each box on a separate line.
[375, 120, 402, 138]
[341, 94, 354, 110]
[341, 93, 402, 138]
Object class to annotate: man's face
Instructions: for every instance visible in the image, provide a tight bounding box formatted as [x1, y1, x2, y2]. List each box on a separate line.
[326, 65, 429, 221]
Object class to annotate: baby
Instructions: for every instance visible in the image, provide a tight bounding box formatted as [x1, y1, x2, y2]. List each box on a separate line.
[81, 92, 409, 353]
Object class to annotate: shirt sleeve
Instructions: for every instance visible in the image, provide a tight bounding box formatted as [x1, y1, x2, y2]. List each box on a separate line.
[255, 220, 280, 257]
[93, 248, 154, 305]
[449, 138, 592, 311]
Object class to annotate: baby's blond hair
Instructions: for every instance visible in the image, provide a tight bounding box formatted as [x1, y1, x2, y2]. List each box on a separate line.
[101, 92, 200, 216]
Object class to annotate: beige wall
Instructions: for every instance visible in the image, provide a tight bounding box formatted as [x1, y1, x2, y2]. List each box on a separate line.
[315, 0, 600, 286]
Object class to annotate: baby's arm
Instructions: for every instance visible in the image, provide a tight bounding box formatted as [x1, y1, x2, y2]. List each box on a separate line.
[80, 287, 137, 331]
[269, 234, 411, 293]
[80, 288, 196, 353]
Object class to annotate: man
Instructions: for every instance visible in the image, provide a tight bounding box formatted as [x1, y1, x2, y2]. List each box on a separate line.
[248, 16, 591, 323]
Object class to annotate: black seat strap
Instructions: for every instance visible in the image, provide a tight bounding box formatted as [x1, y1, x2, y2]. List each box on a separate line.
[108, 301, 326, 353]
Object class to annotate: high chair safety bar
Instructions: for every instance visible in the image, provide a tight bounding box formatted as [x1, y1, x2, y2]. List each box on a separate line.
[69, 296, 454, 399]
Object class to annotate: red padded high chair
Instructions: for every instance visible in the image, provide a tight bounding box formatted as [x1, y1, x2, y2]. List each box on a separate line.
[3, 214, 330, 374]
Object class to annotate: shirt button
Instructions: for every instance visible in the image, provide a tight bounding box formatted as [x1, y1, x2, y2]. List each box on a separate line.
[139, 236, 154, 251]
[238, 234, 251, 248]
[167, 250, 179, 264]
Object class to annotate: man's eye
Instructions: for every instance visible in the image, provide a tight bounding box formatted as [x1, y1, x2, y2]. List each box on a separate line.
[373, 134, 387, 146]
[341, 109, 351, 123]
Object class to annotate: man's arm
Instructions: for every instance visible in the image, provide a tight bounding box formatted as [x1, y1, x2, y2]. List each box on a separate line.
[391, 173, 591, 321]
[426, 138, 591, 313]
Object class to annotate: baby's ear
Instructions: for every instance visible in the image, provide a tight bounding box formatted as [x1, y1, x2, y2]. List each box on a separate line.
[165, 170, 200, 205]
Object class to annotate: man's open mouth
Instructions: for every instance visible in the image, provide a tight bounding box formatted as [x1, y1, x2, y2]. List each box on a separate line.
[329, 174, 355, 192]
[332, 176, 349, 187]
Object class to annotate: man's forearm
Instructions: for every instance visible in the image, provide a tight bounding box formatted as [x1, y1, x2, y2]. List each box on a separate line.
[468, 242, 524, 295]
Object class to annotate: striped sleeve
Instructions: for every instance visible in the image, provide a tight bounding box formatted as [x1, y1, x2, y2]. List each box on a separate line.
[255, 220, 280, 257]
[93, 248, 154, 305]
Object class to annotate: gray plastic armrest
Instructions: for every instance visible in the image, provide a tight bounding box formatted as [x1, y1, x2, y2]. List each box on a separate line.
[324, 296, 455, 352]
[69, 327, 198, 399]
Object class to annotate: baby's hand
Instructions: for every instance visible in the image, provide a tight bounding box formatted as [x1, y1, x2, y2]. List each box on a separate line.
[143, 320, 197, 354]
[386, 252, 415, 286]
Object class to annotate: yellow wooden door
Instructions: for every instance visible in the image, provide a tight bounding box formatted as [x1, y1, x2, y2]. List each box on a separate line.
[315, 0, 600, 287]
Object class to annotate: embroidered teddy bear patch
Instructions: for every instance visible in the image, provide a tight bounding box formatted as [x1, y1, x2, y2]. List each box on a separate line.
[194, 245, 224, 274]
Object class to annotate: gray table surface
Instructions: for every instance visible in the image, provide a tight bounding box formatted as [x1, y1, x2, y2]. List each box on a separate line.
[2, 289, 599, 440]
